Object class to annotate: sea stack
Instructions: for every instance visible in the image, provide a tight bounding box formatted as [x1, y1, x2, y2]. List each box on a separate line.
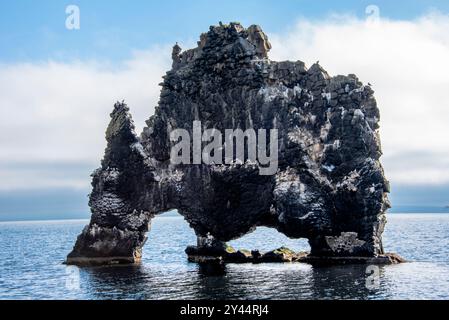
[67, 22, 395, 266]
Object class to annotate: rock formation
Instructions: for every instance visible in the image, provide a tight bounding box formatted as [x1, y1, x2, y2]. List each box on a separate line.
[67, 22, 394, 266]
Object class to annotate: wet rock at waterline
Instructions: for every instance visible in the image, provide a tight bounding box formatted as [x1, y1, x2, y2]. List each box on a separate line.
[66, 22, 402, 266]
[185, 245, 404, 265]
[185, 245, 307, 264]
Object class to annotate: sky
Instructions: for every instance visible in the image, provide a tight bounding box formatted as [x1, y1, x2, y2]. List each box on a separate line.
[1, 0, 449, 220]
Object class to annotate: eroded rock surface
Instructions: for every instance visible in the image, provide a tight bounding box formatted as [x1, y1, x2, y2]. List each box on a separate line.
[67, 22, 391, 266]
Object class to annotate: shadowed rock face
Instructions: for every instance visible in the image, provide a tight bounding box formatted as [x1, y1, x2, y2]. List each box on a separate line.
[67, 22, 390, 265]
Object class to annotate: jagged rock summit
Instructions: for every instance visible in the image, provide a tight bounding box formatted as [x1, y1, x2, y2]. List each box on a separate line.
[67, 22, 396, 266]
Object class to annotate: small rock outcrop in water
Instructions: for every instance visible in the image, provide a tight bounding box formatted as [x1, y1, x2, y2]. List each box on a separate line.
[67, 23, 397, 266]
[185, 245, 404, 265]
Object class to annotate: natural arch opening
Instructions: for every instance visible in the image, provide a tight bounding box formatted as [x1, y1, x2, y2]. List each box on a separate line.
[143, 210, 196, 265]
[142, 210, 312, 265]
[228, 227, 310, 254]
[184, 225, 312, 264]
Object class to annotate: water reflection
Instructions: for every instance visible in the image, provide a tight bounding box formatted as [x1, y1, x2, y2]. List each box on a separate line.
[79, 261, 392, 300]
[307, 264, 383, 299]
[81, 264, 152, 299]
[197, 262, 227, 276]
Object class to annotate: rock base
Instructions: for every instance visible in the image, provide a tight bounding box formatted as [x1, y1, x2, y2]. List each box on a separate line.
[186, 245, 405, 265]
[298, 252, 406, 265]
[64, 256, 140, 267]
[186, 245, 307, 263]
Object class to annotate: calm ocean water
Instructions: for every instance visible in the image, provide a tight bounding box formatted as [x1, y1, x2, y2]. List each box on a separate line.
[0, 214, 448, 300]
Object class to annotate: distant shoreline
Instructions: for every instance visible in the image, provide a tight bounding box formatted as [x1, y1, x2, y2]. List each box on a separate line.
[1, 212, 449, 223]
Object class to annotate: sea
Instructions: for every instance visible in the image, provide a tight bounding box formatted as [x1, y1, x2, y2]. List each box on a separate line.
[0, 213, 448, 300]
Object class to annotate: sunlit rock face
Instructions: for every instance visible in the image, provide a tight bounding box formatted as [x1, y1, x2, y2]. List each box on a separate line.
[67, 23, 390, 265]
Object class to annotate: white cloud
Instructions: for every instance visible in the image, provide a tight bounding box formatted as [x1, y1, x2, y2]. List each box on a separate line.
[1, 12, 449, 190]
[269, 12, 449, 185]
[0, 46, 171, 190]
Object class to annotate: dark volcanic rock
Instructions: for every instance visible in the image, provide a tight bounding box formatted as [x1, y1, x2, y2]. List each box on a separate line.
[260, 247, 298, 263]
[186, 246, 306, 264]
[298, 252, 406, 265]
[67, 22, 394, 266]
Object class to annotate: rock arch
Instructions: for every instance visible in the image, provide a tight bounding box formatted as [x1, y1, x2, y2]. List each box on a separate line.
[66, 22, 395, 266]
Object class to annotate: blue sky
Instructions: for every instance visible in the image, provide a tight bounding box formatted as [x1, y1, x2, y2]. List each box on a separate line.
[2, 0, 449, 63]
[1, 1, 449, 220]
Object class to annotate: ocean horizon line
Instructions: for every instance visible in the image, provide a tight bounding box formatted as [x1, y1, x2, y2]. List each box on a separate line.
[1, 211, 449, 223]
